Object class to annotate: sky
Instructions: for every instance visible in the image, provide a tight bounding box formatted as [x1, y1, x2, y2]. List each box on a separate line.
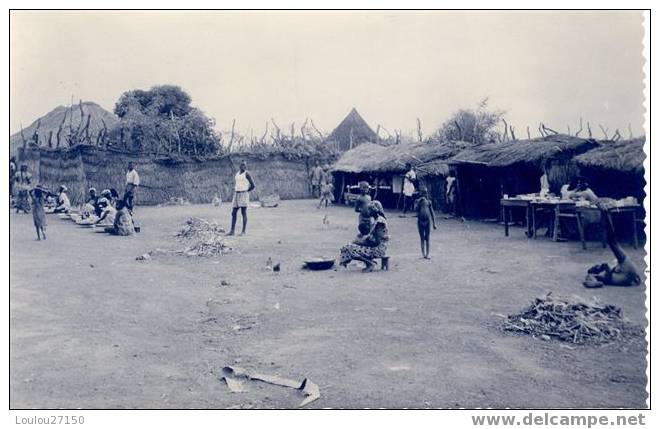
[10, 11, 645, 139]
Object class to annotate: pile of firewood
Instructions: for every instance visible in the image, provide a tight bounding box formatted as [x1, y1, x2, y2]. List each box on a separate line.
[503, 294, 642, 345]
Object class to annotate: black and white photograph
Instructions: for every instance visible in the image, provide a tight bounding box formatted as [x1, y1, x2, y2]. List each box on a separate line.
[5, 4, 654, 425]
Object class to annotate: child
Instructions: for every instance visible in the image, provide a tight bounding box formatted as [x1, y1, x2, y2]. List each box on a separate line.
[318, 180, 335, 209]
[355, 181, 372, 232]
[29, 187, 47, 240]
[414, 188, 437, 259]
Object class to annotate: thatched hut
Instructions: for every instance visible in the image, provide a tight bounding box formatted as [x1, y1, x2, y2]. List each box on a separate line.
[326, 108, 379, 152]
[447, 135, 598, 219]
[331, 141, 460, 208]
[573, 137, 646, 202]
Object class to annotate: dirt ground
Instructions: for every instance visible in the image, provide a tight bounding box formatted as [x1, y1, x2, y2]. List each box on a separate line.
[10, 200, 648, 409]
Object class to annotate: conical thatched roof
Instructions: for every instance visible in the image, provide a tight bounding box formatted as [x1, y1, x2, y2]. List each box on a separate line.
[10, 102, 119, 155]
[327, 108, 378, 151]
[449, 135, 598, 168]
[332, 141, 461, 174]
[574, 137, 645, 174]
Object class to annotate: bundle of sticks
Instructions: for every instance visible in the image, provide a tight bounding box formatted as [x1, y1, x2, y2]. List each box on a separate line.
[503, 293, 642, 344]
[181, 235, 233, 257]
[176, 217, 225, 240]
[175, 217, 232, 257]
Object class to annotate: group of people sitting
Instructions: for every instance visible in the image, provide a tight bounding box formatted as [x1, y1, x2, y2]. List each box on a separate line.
[12, 161, 141, 241]
[27, 185, 136, 241]
[73, 187, 136, 236]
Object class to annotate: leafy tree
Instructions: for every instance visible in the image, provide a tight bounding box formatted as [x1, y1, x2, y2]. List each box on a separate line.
[431, 98, 504, 145]
[110, 85, 220, 155]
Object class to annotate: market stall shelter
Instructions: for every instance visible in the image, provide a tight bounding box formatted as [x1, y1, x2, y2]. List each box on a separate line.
[447, 135, 599, 219]
[330, 141, 460, 209]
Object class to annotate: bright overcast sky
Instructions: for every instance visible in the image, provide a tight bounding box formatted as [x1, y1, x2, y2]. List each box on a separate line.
[10, 11, 645, 138]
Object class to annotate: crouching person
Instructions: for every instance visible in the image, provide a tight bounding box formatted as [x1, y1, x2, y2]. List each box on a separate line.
[583, 202, 641, 288]
[104, 199, 135, 236]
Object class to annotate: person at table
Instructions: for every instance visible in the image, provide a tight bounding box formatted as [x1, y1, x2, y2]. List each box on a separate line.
[539, 161, 550, 198]
[53, 185, 71, 214]
[560, 177, 579, 200]
[583, 201, 641, 288]
[570, 178, 598, 203]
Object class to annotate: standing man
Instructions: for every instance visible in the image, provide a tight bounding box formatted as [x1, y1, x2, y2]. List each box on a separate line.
[401, 163, 416, 217]
[227, 160, 256, 236]
[124, 161, 140, 213]
[310, 161, 324, 199]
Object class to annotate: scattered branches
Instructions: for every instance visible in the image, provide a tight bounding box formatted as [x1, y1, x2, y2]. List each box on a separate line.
[598, 124, 609, 140]
[575, 117, 584, 137]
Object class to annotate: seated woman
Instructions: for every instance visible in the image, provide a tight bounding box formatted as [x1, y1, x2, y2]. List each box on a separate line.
[94, 198, 117, 226]
[85, 187, 103, 217]
[104, 199, 135, 236]
[53, 185, 71, 213]
[340, 201, 389, 272]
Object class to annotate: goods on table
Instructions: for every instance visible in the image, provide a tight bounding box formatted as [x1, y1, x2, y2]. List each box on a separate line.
[502, 293, 642, 345]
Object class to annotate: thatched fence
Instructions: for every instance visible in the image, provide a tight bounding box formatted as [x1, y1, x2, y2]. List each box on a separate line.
[18, 145, 332, 205]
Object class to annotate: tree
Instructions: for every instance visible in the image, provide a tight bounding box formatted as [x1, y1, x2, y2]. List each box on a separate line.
[431, 98, 504, 145]
[110, 85, 220, 155]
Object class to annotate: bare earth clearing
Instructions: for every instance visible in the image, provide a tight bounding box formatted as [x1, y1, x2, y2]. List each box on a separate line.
[10, 200, 647, 408]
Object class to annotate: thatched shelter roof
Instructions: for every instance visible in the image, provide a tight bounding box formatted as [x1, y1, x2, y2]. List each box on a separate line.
[573, 137, 645, 174]
[327, 108, 379, 151]
[332, 141, 460, 174]
[10, 101, 118, 155]
[449, 135, 598, 168]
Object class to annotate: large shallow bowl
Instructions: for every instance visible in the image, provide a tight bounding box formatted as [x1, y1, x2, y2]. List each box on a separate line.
[303, 257, 335, 270]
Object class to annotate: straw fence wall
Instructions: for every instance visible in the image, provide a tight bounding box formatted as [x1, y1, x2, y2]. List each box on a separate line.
[18, 146, 319, 205]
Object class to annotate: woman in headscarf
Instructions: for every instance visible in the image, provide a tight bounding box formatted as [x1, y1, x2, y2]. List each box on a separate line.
[339, 201, 390, 272]
[53, 185, 71, 213]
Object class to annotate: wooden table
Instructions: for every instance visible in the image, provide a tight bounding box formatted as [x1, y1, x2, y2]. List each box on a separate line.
[577, 204, 641, 249]
[504, 198, 641, 249]
[500, 198, 533, 237]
